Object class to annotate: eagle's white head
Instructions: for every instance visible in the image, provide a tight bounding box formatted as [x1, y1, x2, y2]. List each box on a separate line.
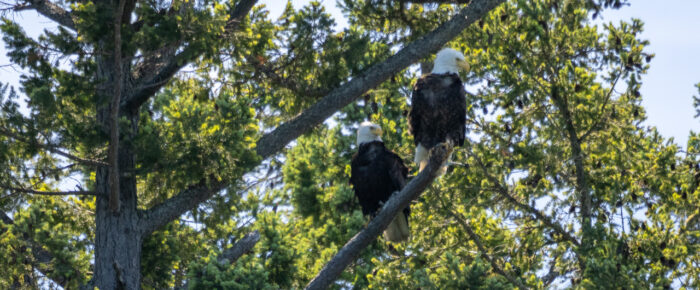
[431, 48, 470, 74]
[357, 121, 383, 146]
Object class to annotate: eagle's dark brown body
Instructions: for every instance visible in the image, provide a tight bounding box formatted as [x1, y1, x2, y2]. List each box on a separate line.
[350, 141, 410, 242]
[350, 141, 408, 215]
[408, 73, 466, 149]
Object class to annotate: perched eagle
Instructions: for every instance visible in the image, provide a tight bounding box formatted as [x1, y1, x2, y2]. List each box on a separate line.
[408, 48, 469, 173]
[350, 122, 410, 242]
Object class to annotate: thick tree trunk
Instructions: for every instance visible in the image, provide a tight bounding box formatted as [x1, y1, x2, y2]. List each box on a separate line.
[93, 112, 142, 289]
[93, 46, 143, 288]
[94, 189, 142, 289]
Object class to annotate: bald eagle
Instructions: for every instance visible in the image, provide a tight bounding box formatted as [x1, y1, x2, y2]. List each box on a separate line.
[350, 122, 410, 242]
[408, 48, 469, 173]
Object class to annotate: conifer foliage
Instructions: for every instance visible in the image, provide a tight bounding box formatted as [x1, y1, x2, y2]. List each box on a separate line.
[0, 0, 698, 288]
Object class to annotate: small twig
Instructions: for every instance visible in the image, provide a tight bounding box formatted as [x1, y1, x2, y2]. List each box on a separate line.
[579, 70, 621, 142]
[467, 148, 581, 246]
[0, 127, 108, 167]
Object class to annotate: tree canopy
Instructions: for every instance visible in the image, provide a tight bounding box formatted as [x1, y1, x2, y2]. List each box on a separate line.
[0, 0, 698, 288]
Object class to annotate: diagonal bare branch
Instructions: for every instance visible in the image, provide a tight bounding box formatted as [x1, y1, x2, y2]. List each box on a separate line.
[121, 0, 258, 112]
[139, 176, 225, 235]
[138, 0, 506, 237]
[0, 127, 108, 167]
[256, 0, 505, 159]
[13, 0, 75, 30]
[305, 143, 453, 290]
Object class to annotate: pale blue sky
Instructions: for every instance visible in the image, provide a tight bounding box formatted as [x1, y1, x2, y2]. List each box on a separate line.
[2, 1, 698, 146]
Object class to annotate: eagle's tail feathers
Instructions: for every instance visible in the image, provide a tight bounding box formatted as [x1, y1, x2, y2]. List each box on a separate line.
[384, 213, 410, 243]
[415, 144, 429, 172]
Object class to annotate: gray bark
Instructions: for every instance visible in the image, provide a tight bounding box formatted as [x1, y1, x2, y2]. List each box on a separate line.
[93, 109, 142, 289]
[14, 0, 76, 30]
[218, 231, 261, 264]
[92, 6, 142, 284]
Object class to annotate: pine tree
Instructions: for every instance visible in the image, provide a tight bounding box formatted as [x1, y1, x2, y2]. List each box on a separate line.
[1, 0, 698, 288]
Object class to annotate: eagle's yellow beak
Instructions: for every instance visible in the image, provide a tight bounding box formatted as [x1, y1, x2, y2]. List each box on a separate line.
[457, 59, 470, 71]
[371, 127, 383, 137]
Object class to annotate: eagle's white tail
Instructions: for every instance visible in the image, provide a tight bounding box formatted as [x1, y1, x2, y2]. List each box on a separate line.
[384, 213, 410, 243]
[415, 144, 451, 175]
[415, 144, 429, 172]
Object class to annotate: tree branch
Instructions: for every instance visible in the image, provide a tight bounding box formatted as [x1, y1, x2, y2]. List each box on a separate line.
[0, 127, 108, 167]
[2, 186, 99, 196]
[494, 184, 580, 246]
[218, 230, 260, 264]
[256, 0, 505, 159]
[13, 0, 75, 30]
[550, 86, 591, 233]
[305, 143, 453, 290]
[177, 230, 261, 290]
[121, 0, 258, 112]
[108, 0, 127, 213]
[139, 0, 505, 237]
[139, 177, 225, 234]
[445, 205, 528, 290]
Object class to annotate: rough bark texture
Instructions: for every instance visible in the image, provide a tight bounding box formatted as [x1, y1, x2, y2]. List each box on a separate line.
[305, 143, 453, 290]
[15, 0, 76, 29]
[109, 0, 126, 213]
[93, 110, 142, 289]
[93, 16, 142, 284]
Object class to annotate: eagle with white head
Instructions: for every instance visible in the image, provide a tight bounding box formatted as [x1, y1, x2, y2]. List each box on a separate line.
[350, 121, 410, 242]
[408, 48, 469, 174]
